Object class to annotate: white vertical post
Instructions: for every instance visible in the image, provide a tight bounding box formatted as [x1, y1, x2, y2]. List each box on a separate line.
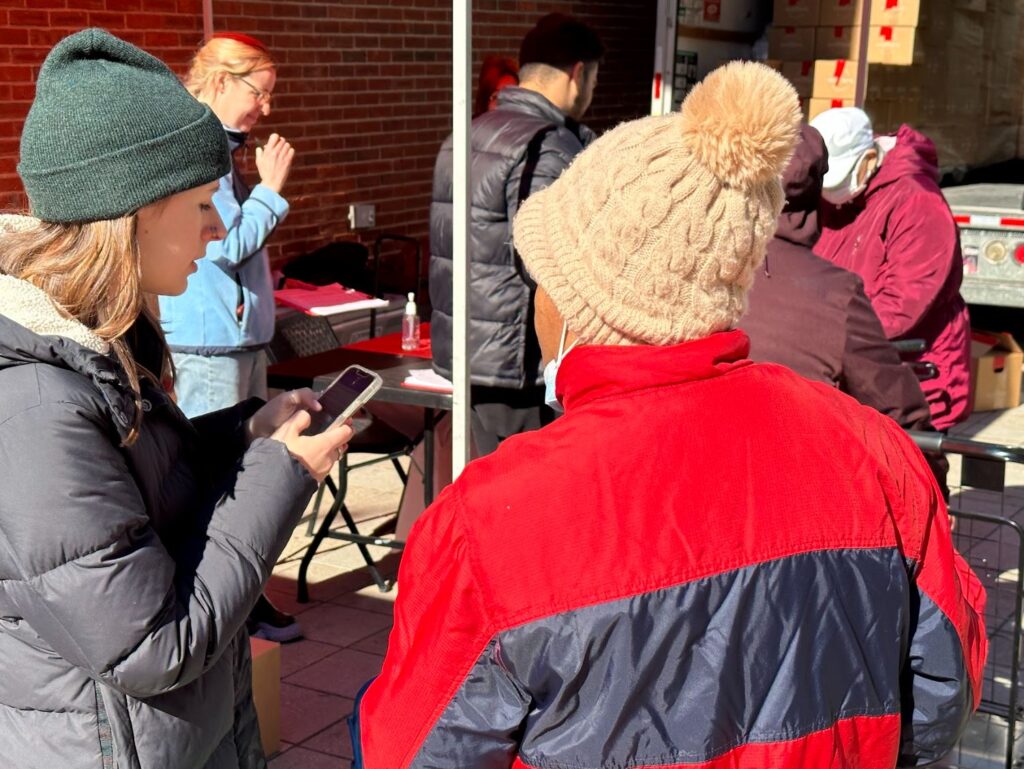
[650, 0, 678, 116]
[451, 0, 472, 477]
[854, 1, 872, 107]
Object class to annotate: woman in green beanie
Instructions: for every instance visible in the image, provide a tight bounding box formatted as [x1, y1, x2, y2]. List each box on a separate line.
[0, 28, 351, 769]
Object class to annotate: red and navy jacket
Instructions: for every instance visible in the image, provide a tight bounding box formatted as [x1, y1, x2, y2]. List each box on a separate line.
[358, 330, 987, 768]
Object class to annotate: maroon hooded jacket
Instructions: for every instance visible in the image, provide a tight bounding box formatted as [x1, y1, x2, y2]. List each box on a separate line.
[815, 125, 971, 430]
[744, 125, 934, 434]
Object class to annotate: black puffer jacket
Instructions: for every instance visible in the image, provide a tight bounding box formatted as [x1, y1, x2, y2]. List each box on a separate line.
[0, 270, 315, 769]
[429, 87, 595, 388]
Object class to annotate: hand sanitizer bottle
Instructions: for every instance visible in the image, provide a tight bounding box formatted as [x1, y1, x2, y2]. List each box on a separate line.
[401, 292, 420, 351]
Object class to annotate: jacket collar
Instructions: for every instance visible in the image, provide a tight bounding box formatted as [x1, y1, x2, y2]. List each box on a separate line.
[491, 87, 594, 146]
[557, 330, 753, 411]
[495, 86, 567, 125]
[0, 271, 139, 437]
[0, 271, 109, 354]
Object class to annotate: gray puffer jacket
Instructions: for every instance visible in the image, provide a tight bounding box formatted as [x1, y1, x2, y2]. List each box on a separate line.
[429, 87, 595, 388]
[0, 271, 316, 768]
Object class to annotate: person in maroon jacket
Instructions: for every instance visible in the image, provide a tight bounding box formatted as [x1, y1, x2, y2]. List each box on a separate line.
[353, 63, 985, 769]
[745, 124, 934, 434]
[810, 108, 971, 431]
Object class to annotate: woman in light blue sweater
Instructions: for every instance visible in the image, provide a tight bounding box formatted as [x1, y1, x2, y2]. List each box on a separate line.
[160, 32, 293, 418]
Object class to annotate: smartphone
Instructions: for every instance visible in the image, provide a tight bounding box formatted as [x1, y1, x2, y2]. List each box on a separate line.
[308, 365, 383, 435]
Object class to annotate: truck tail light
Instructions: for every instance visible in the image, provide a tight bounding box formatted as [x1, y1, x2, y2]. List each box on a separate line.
[1015, 244, 1024, 265]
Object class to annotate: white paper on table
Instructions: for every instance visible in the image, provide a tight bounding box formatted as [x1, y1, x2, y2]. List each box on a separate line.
[307, 297, 389, 316]
[403, 368, 454, 393]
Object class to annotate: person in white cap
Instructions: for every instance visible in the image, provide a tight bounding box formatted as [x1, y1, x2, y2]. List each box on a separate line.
[810, 107, 971, 432]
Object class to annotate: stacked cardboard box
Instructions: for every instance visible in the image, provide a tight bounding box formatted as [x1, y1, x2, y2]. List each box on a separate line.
[697, 0, 1023, 172]
[768, 0, 919, 122]
[872, 1, 1024, 171]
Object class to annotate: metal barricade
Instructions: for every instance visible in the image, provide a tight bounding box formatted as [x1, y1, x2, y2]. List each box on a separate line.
[909, 431, 1024, 769]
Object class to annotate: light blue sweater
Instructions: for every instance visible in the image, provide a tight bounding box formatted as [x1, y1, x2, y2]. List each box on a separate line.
[159, 145, 288, 354]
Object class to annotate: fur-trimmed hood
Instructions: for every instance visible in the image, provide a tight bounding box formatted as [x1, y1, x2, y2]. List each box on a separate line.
[0, 213, 109, 354]
[0, 273, 110, 355]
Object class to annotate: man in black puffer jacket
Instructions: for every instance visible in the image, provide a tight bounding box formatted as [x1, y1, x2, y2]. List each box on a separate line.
[429, 13, 603, 454]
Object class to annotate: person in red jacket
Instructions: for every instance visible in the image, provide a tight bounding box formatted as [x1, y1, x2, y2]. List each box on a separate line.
[354, 63, 986, 769]
[810, 107, 972, 431]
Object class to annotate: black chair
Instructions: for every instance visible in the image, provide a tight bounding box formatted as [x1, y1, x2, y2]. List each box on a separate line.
[281, 240, 373, 294]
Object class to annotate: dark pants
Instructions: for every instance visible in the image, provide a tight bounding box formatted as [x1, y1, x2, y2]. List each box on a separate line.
[470, 384, 553, 456]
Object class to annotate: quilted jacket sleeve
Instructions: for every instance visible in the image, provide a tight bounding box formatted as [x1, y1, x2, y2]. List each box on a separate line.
[0, 399, 315, 699]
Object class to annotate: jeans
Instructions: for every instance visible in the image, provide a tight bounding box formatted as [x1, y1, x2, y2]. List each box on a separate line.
[171, 349, 269, 418]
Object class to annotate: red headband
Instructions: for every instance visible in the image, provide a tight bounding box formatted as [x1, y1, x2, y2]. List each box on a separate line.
[208, 31, 270, 55]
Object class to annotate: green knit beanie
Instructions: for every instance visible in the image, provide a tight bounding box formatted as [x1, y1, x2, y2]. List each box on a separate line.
[18, 28, 230, 223]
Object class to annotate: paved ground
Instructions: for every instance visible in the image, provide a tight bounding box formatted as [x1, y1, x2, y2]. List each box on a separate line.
[265, 455, 405, 767]
[266, 400, 1024, 768]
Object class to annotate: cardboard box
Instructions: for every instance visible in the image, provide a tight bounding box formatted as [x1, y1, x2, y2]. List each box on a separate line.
[773, 0, 821, 26]
[250, 637, 281, 757]
[819, 0, 921, 27]
[970, 330, 1023, 412]
[815, 25, 916, 64]
[808, 96, 851, 121]
[811, 58, 859, 99]
[769, 26, 817, 60]
[781, 60, 815, 97]
[870, 25, 916, 65]
[815, 24, 860, 58]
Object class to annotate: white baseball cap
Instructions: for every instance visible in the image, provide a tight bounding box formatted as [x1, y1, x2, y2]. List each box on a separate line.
[810, 107, 875, 190]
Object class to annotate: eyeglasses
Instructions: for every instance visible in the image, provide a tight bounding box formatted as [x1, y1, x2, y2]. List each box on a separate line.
[233, 75, 272, 106]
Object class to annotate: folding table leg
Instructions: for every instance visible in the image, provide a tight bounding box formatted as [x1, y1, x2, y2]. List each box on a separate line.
[297, 491, 342, 604]
[338, 504, 392, 593]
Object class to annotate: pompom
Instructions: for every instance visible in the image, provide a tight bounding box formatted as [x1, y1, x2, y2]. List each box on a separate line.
[680, 61, 801, 191]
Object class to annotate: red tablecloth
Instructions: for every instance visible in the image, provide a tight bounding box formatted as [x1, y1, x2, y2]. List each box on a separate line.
[343, 323, 432, 359]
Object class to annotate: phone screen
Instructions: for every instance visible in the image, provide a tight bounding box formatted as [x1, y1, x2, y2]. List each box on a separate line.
[309, 367, 378, 434]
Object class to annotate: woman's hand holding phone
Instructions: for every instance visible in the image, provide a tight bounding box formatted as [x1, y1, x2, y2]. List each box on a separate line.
[246, 388, 322, 444]
[272, 409, 353, 483]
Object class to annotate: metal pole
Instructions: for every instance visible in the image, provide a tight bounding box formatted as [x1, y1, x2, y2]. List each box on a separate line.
[853, 0, 872, 107]
[451, 0, 472, 477]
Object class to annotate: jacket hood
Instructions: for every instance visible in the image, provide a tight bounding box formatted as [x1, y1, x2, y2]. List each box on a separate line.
[775, 125, 828, 249]
[0, 230, 138, 436]
[869, 124, 940, 193]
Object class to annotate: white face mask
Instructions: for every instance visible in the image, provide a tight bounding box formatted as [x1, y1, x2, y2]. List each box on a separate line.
[822, 152, 870, 206]
[543, 322, 578, 413]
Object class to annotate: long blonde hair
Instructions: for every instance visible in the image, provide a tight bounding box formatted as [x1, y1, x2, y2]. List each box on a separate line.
[0, 217, 170, 445]
[186, 37, 275, 99]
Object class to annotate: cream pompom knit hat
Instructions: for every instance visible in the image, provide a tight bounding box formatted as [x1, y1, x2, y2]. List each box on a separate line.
[513, 61, 801, 346]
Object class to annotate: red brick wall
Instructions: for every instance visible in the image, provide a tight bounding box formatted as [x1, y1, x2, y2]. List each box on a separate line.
[0, 0, 204, 211]
[0, 0, 656, 269]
